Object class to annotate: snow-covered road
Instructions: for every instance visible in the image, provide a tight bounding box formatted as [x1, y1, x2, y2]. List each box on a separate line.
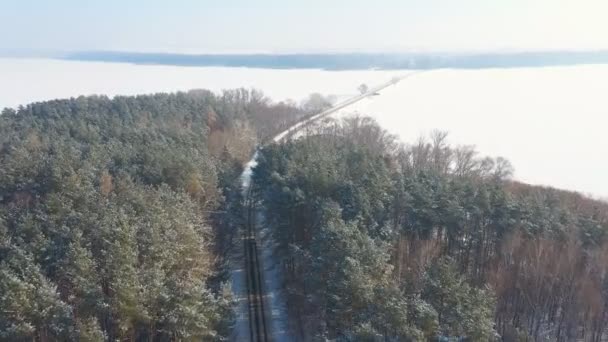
[229, 75, 412, 341]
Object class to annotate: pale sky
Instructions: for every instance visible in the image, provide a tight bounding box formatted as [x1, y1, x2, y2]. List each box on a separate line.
[1, 0, 607, 53]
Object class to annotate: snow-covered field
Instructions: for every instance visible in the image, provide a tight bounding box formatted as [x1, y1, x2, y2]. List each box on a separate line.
[333, 66, 608, 198]
[0, 58, 393, 108]
[2, 58, 607, 197]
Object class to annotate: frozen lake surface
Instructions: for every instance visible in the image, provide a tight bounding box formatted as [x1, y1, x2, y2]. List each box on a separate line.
[1, 58, 607, 197]
[333, 65, 608, 198]
[0, 58, 392, 108]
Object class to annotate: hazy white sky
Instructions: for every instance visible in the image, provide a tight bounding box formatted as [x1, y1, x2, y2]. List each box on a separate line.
[1, 0, 607, 53]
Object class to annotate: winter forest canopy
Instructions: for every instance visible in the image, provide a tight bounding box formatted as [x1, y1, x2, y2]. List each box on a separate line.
[0, 90, 607, 341]
[0, 90, 306, 340]
[253, 118, 608, 341]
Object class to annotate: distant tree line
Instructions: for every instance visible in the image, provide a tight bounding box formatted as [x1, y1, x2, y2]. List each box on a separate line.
[0, 90, 305, 341]
[252, 116, 608, 341]
[66, 50, 608, 70]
